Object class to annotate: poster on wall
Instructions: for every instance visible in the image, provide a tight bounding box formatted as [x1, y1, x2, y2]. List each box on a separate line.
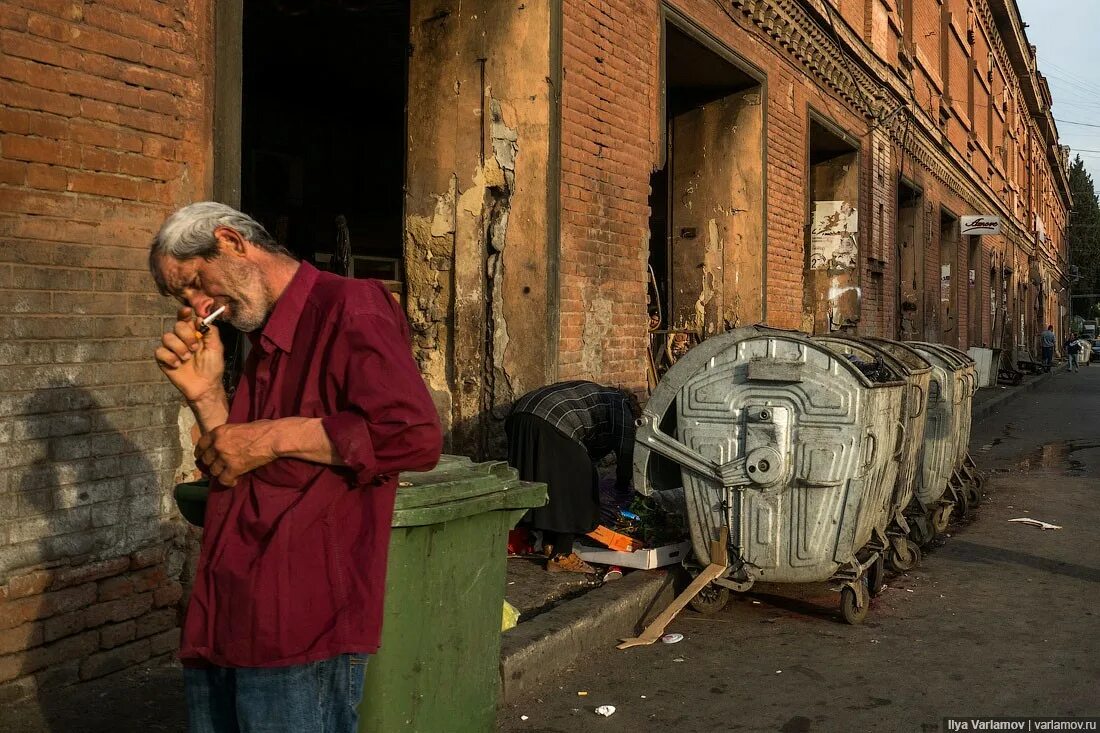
[941, 265, 951, 302]
[810, 201, 858, 270]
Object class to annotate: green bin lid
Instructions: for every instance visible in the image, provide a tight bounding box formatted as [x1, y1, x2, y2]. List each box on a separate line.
[393, 455, 547, 528]
[173, 456, 547, 529]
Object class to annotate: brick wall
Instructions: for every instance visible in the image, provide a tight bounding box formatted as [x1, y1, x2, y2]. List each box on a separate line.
[0, 0, 210, 702]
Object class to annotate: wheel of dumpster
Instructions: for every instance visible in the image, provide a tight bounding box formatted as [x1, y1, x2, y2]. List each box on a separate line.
[689, 583, 731, 615]
[840, 581, 869, 625]
[932, 505, 952, 534]
[887, 539, 921, 572]
[867, 554, 886, 596]
[955, 486, 972, 520]
[965, 482, 981, 509]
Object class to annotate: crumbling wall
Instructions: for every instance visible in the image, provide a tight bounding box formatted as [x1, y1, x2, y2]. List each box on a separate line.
[405, 0, 553, 458]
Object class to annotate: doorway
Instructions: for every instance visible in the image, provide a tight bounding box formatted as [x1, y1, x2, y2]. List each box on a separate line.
[967, 235, 982, 347]
[804, 118, 860, 334]
[939, 209, 959, 344]
[896, 181, 923, 340]
[647, 20, 764, 349]
[240, 0, 410, 288]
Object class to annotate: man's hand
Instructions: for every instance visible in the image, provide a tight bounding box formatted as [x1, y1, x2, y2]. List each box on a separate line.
[195, 421, 280, 487]
[155, 307, 226, 405]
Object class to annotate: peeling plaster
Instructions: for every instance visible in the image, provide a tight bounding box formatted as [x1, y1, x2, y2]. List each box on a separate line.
[582, 294, 612, 377]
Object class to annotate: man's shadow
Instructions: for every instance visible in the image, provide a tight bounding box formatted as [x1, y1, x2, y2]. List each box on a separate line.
[0, 386, 193, 733]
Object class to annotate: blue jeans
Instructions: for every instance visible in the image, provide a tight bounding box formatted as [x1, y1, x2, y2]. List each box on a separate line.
[184, 654, 369, 733]
[1068, 353, 1079, 372]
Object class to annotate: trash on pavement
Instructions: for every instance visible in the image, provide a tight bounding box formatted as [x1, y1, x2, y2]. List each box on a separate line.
[1008, 517, 1063, 530]
[577, 691, 588, 696]
[595, 706, 616, 717]
[502, 601, 521, 631]
[603, 566, 624, 581]
[660, 632, 684, 644]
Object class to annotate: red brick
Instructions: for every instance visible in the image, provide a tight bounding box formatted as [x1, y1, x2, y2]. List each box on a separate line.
[153, 581, 183, 609]
[42, 609, 86, 643]
[0, 583, 95, 630]
[129, 545, 165, 569]
[48, 557, 130, 591]
[4, 571, 50, 600]
[0, 622, 43, 655]
[96, 575, 133, 602]
[79, 638, 150, 681]
[83, 592, 153, 628]
[98, 620, 135, 649]
[147, 628, 180, 656]
[134, 609, 176, 639]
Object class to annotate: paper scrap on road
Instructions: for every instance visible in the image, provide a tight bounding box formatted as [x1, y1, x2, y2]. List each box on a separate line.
[1008, 517, 1062, 530]
[521, 715, 529, 721]
[577, 691, 588, 696]
[661, 633, 684, 644]
[595, 705, 616, 717]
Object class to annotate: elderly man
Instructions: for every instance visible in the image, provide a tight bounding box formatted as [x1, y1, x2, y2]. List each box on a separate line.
[150, 202, 441, 733]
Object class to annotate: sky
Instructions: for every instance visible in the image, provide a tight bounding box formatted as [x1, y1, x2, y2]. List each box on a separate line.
[1016, 0, 1100, 184]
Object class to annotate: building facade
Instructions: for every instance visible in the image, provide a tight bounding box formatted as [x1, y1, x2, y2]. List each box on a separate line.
[0, 0, 1070, 698]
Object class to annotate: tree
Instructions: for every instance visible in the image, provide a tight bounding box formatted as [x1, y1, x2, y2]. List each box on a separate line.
[1067, 156, 1100, 318]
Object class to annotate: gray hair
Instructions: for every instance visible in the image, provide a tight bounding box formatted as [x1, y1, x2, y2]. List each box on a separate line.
[149, 202, 293, 295]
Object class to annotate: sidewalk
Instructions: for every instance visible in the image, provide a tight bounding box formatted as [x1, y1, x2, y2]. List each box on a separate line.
[0, 367, 1061, 732]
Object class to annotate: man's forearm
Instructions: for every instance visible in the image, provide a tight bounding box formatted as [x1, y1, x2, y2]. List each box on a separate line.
[189, 392, 230, 434]
[270, 417, 345, 466]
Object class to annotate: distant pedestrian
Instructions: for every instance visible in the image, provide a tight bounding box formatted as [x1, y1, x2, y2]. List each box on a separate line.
[1041, 325, 1056, 372]
[1065, 332, 1081, 373]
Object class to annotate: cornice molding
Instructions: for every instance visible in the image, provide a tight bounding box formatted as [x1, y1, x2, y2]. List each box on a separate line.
[726, 0, 1056, 262]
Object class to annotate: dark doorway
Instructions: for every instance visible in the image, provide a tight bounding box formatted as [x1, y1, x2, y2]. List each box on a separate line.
[896, 181, 923, 340]
[241, 0, 409, 288]
[939, 209, 959, 344]
[967, 235, 983, 347]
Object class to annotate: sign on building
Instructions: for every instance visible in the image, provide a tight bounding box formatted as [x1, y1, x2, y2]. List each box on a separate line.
[960, 215, 1002, 236]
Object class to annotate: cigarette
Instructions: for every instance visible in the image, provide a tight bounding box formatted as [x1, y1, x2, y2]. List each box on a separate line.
[196, 305, 226, 336]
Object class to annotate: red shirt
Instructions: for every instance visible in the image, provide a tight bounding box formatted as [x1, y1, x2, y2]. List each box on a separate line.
[180, 262, 442, 668]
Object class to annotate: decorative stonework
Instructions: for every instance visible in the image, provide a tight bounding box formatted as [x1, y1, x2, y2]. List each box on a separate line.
[727, 0, 1034, 249]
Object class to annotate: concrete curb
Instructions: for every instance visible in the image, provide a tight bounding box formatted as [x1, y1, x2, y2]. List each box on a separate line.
[498, 568, 676, 704]
[973, 370, 1057, 423]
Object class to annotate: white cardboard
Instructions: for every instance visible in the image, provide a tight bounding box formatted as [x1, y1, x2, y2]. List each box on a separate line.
[575, 540, 692, 570]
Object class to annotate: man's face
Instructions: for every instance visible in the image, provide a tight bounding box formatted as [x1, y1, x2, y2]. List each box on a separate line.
[155, 243, 271, 332]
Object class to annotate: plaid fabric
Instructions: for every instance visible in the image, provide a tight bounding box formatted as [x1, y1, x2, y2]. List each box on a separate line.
[510, 380, 635, 483]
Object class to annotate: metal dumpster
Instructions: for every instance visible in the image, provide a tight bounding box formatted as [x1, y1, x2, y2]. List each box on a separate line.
[857, 337, 933, 570]
[634, 326, 907, 624]
[866, 336, 937, 548]
[931, 343, 984, 499]
[811, 336, 911, 578]
[906, 342, 978, 535]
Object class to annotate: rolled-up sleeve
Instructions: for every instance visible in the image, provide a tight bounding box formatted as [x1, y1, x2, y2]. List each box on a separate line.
[321, 283, 442, 486]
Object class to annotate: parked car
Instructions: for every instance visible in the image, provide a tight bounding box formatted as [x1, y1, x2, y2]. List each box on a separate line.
[1091, 340, 1100, 362]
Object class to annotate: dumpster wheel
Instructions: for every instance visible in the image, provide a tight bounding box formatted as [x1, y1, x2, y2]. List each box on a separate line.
[964, 482, 982, 508]
[932, 504, 952, 534]
[886, 539, 921, 572]
[688, 584, 731, 615]
[839, 579, 869, 625]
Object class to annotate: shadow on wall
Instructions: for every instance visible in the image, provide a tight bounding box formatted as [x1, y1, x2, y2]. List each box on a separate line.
[0, 385, 195, 733]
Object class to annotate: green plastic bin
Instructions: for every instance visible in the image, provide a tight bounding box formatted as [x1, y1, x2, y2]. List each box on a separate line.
[174, 455, 546, 733]
[360, 456, 545, 732]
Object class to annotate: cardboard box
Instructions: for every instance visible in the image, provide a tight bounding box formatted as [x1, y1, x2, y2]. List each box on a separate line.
[574, 540, 693, 570]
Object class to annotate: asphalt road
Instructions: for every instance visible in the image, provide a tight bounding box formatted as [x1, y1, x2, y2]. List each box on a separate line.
[497, 367, 1100, 733]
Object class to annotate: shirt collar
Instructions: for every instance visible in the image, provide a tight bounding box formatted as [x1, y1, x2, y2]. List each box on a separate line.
[256, 261, 319, 354]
